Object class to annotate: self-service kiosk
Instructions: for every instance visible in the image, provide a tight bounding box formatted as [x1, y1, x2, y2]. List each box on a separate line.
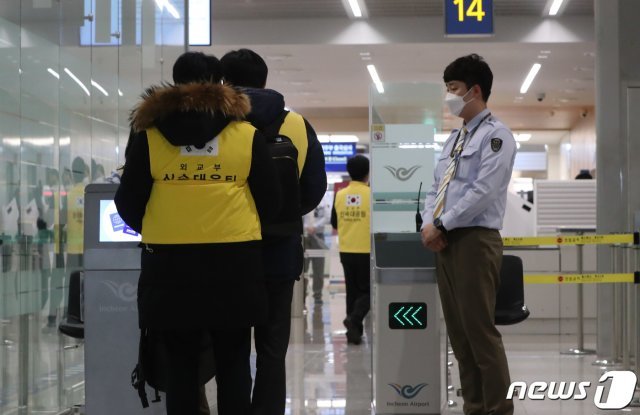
[83, 183, 165, 414]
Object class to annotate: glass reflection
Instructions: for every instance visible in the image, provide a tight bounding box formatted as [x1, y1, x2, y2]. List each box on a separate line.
[0, 0, 186, 412]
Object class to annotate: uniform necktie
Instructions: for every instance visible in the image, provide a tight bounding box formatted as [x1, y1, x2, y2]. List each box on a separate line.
[433, 127, 468, 220]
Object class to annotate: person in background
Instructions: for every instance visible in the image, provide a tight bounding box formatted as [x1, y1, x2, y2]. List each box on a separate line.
[331, 155, 371, 345]
[303, 204, 329, 304]
[221, 48, 326, 415]
[421, 54, 516, 415]
[115, 51, 281, 415]
[65, 156, 88, 270]
[575, 169, 593, 179]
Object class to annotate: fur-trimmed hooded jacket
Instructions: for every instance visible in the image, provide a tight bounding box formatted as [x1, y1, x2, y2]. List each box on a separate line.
[114, 82, 281, 330]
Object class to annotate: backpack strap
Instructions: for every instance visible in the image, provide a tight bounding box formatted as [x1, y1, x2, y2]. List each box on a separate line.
[278, 112, 309, 175]
[262, 111, 290, 139]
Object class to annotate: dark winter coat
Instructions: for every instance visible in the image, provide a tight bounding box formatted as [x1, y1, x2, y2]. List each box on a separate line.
[241, 88, 327, 280]
[114, 83, 281, 330]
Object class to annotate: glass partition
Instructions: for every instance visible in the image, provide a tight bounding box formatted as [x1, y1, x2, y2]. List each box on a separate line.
[0, 1, 186, 412]
[369, 83, 443, 233]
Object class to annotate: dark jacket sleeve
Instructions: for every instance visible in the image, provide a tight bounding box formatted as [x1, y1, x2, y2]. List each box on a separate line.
[330, 194, 338, 230]
[248, 130, 282, 223]
[299, 118, 327, 215]
[114, 130, 152, 233]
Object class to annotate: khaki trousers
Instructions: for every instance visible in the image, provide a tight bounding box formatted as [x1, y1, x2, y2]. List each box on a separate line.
[436, 227, 513, 415]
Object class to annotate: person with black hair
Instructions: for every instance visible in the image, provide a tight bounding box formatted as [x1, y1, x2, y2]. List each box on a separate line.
[330, 155, 371, 345]
[115, 51, 281, 415]
[421, 54, 516, 415]
[220, 48, 326, 415]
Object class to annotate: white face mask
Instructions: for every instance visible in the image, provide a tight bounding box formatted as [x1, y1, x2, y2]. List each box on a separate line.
[445, 88, 474, 116]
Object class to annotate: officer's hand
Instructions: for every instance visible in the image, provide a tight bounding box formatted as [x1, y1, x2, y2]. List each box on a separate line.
[428, 234, 448, 252]
[421, 223, 442, 248]
[305, 226, 316, 235]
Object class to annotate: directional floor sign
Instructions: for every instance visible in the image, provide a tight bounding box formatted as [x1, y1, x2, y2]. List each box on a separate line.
[388, 302, 427, 330]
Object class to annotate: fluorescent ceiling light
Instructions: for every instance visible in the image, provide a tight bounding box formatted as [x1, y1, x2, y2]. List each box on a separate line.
[155, 0, 180, 19]
[64, 68, 90, 96]
[347, 0, 362, 17]
[23, 136, 55, 146]
[318, 134, 359, 143]
[2, 137, 21, 147]
[520, 63, 541, 94]
[366, 64, 384, 94]
[47, 68, 59, 79]
[60, 136, 71, 146]
[515, 133, 532, 142]
[548, 0, 565, 16]
[189, 0, 210, 45]
[91, 80, 109, 96]
[118, 89, 123, 97]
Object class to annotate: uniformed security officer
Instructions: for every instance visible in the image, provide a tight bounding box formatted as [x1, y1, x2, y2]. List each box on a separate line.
[331, 155, 371, 345]
[115, 52, 281, 415]
[421, 54, 516, 415]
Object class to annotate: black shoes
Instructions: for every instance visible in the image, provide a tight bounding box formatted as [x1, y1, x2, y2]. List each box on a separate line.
[343, 317, 363, 345]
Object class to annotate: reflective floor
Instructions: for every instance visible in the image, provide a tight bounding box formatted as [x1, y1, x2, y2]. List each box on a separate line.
[204, 281, 640, 415]
[5, 279, 640, 414]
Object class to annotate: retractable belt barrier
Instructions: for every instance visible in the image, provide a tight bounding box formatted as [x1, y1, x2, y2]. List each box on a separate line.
[502, 232, 640, 285]
[503, 232, 639, 247]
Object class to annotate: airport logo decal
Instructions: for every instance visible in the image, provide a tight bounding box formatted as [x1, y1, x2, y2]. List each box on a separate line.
[384, 165, 421, 181]
[388, 383, 428, 399]
[102, 280, 137, 302]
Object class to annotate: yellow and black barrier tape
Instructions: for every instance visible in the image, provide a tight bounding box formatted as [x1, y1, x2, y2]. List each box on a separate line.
[523, 272, 640, 285]
[503, 232, 639, 247]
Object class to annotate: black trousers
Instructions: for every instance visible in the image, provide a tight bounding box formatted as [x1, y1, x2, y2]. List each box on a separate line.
[162, 328, 252, 415]
[340, 252, 370, 327]
[251, 278, 295, 415]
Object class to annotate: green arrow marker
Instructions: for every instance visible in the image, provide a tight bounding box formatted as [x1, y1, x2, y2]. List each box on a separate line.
[403, 307, 414, 326]
[412, 306, 423, 325]
[394, 306, 405, 326]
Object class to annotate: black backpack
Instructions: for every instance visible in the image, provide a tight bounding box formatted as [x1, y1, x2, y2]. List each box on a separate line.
[260, 111, 303, 236]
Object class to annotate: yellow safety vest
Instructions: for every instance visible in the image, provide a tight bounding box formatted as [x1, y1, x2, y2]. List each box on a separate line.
[141, 121, 262, 244]
[335, 181, 371, 253]
[66, 183, 85, 255]
[279, 111, 308, 175]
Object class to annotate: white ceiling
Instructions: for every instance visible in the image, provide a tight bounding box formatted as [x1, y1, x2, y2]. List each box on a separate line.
[198, 0, 596, 146]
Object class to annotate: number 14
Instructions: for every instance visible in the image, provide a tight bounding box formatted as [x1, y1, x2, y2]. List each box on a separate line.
[453, 0, 486, 22]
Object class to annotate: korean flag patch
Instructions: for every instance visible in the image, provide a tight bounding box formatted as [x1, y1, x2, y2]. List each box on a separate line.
[490, 138, 503, 152]
[346, 194, 361, 206]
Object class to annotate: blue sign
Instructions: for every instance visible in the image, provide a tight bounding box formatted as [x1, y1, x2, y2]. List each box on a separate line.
[322, 143, 356, 172]
[445, 0, 493, 36]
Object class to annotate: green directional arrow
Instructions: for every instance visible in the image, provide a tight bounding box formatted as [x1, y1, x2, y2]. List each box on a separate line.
[394, 306, 405, 326]
[389, 302, 427, 330]
[403, 307, 414, 326]
[412, 306, 423, 325]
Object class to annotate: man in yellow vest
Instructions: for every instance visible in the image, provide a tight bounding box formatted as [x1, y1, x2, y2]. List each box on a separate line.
[115, 52, 281, 415]
[331, 155, 371, 345]
[221, 48, 327, 415]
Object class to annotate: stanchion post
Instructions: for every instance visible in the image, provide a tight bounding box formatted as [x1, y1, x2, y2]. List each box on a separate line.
[445, 333, 457, 408]
[562, 231, 595, 355]
[593, 245, 622, 366]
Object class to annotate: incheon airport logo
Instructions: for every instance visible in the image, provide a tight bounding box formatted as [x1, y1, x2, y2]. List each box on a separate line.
[383, 165, 422, 182]
[388, 383, 428, 399]
[507, 371, 637, 410]
[102, 280, 137, 302]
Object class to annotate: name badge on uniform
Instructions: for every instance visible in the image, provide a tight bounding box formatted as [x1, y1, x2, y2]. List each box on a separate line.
[490, 138, 503, 152]
[181, 137, 219, 156]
